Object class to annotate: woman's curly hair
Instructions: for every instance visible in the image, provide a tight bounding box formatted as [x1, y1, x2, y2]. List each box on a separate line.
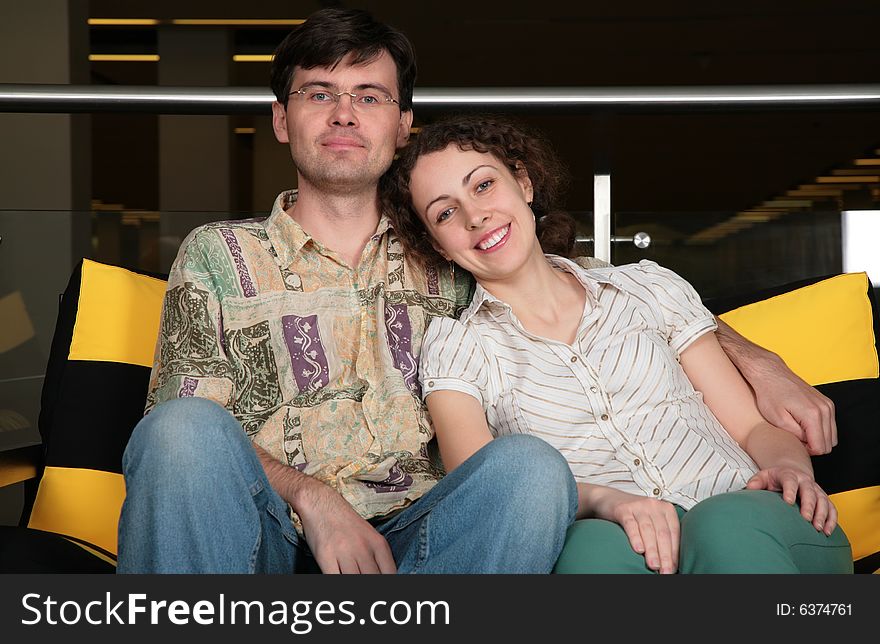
[380, 114, 575, 267]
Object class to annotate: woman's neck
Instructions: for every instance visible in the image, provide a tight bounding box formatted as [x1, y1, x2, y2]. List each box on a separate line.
[478, 247, 586, 343]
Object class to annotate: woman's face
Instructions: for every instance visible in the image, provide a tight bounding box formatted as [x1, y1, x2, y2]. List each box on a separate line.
[408, 144, 538, 281]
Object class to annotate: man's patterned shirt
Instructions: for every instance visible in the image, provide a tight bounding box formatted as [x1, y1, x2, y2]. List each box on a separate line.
[146, 190, 472, 522]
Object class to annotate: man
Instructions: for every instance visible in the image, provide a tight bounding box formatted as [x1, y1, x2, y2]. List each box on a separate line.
[118, 8, 577, 574]
[117, 8, 835, 574]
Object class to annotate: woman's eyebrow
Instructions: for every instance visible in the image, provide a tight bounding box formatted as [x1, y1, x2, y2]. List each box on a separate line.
[463, 164, 496, 185]
[424, 193, 450, 214]
[422, 164, 498, 214]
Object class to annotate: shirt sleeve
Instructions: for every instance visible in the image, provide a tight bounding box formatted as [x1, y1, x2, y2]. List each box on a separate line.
[419, 317, 489, 406]
[144, 228, 235, 414]
[635, 260, 718, 357]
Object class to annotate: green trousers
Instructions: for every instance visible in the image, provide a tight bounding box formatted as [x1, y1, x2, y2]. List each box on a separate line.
[554, 489, 853, 573]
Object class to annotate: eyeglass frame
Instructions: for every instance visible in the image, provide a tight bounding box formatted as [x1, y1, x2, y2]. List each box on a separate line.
[287, 84, 401, 110]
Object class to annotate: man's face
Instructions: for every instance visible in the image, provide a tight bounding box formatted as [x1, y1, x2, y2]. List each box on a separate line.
[272, 50, 413, 195]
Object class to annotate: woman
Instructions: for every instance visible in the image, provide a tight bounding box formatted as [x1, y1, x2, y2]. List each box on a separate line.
[381, 115, 852, 573]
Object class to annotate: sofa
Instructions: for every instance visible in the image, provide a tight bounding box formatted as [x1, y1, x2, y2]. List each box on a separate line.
[1, 258, 877, 573]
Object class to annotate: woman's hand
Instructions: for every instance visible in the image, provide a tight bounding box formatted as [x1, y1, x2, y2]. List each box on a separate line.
[588, 486, 680, 574]
[747, 467, 838, 535]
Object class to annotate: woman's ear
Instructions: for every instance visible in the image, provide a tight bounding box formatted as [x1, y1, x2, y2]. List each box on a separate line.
[514, 162, 534, 204]
[430, 239, 452, 262]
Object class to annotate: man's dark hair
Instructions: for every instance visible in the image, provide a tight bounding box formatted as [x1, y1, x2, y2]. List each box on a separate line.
[270, 8, 417, 111]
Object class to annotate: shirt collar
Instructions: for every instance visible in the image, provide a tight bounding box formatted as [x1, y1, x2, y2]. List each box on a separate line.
[459, 255, 603, 324]
[264, 189, 394, 269]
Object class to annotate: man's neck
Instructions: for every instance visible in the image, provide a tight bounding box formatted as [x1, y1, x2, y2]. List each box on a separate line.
[288, 183, 383, 268]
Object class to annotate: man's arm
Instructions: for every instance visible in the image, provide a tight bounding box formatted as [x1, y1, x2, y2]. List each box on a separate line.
[573, 254, 836, 455]
[146, 231, 234, 413]
[714, 317, 836, 455]
[253, 445, 397, 574]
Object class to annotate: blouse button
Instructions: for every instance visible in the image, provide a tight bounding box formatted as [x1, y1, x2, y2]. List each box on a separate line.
[590, 386, 598, 393]
[570, 356, 578, 363]
[427, 381, 435, 388]
[652, 488, 661, 496]
[600, 413, 609, 421]
[633, 458, 641, 466]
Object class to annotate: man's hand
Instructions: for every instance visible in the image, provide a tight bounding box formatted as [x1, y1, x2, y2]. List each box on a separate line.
[295, 479, 397, 574]
[714, 318, 837, 455]
[254, 444, 396, 574]
[747, 467, 838, 535]
[751, 363, 837, 456]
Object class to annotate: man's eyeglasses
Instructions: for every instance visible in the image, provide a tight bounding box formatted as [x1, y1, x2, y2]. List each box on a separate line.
[288, 85, 400, 111]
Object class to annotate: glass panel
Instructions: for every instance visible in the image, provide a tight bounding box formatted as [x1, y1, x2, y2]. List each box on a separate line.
[613, 210, 842, 300]
[0, 208, 260, 455]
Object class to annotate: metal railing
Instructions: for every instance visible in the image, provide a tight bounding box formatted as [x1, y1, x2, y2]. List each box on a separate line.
[3, 82, 879, 261]
[2, 83, 880, 114]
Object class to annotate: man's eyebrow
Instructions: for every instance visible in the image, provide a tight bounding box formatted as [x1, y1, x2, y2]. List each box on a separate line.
[352, 82, 395, 95]
[296, 80, 336, 90]
[422, 165, 498, 215]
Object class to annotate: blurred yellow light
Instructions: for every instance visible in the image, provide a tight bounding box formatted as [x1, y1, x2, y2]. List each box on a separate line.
[172, 19, 304, 26]
[89, 19, 159, 26]
[233, 55, 273, 62]
[817, 176, 879, 183]
[89, 54, 159, 62]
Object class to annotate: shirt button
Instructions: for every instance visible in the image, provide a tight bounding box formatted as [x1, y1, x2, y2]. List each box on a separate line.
[590, 386, 598, 393]
[570, 356, 578, 363]
[633, 458, 641, 466]
[427, 381, 435, 388]
[600, 413, 609, 421]
[652, 488, 661, 496]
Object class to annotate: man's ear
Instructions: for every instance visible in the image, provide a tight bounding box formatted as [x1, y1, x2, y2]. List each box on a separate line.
[514, 162, 534, 204]
[272, 101, 290, 144]
[396, 110, 415, 148]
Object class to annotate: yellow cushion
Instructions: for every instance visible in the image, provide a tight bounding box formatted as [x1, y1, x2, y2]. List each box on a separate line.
[27, 466, 127, 556]
[719, 272, 879, 386]
[829, 486, 880, 566]
[68, 258, 166, 368]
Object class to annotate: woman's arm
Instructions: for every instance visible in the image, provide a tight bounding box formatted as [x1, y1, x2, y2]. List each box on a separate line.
[680, 333, 837, 535]
[714, 317, 837, 455]
[429, 390, 682, 572]
[425, 390, 494, 472]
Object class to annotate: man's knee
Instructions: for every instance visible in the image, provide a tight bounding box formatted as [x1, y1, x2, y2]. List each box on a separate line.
[480, 434, 574, 490]
[124, 397, 243, 474]
[473, 434, 577, 520]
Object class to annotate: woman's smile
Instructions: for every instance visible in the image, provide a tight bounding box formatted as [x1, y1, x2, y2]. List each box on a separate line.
[475, 224, 511, 252]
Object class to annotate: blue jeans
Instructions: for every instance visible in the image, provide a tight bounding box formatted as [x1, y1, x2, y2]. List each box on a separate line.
[117, 398, 578, 574]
